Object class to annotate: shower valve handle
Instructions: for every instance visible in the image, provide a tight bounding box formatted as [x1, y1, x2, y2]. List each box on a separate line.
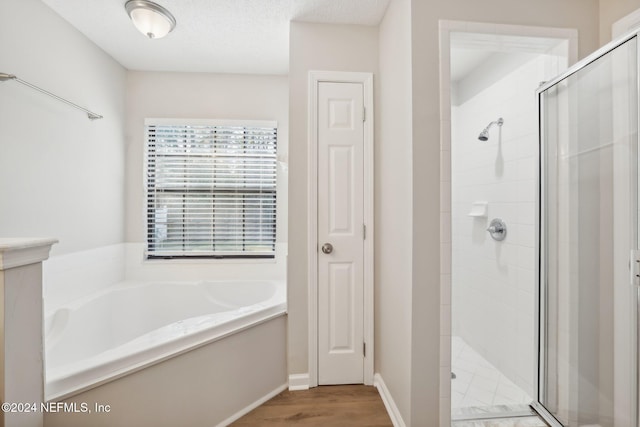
[487, 218, 507, 241]
[487, 225, 503, 233]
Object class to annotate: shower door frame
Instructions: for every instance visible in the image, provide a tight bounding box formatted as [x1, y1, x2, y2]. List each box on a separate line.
[534, 28, 640, 427]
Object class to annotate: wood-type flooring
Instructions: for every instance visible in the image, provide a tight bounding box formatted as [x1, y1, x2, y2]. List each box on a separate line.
[230, 385, 394, 426]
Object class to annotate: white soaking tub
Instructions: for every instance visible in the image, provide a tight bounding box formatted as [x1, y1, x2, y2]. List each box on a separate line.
[44, 280, 286, 400]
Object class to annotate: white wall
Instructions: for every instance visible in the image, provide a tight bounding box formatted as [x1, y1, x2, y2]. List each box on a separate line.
[376, 0, 413, 423]
[451, 49, 567, 400]
[287, 21, 379, 377]
[0, 0, 126, 256]
[124, 71, 288, 280]
[44, 244, 126, 311]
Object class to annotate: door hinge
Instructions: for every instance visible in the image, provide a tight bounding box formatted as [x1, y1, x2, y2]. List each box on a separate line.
[363, 224, 366, 240]
[631, 250, 640, 286]
[363, 342, 366, 357]
[363, 106, 366, 122]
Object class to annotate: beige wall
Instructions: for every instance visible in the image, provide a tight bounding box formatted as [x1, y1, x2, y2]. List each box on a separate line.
[600, 0, 640, 44]
[125, 71, 289, 247]
[288, 21, 379, 375]
[0, 0, 126, 256]
[289, 4, 603, 424]
[376, 0, 414, 423]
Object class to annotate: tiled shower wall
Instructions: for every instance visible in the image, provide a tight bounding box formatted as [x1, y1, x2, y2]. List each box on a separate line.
[450, 47, 567, 400]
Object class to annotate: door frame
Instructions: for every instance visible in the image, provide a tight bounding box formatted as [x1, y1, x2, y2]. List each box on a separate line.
[438, 20, 578, 426]
[307, 70, 374, 388]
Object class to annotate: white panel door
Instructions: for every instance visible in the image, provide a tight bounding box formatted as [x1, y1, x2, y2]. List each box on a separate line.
[317, 81, 365, 385]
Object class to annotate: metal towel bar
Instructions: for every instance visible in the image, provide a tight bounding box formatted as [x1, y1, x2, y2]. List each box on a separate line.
[0, 72, 102, 120]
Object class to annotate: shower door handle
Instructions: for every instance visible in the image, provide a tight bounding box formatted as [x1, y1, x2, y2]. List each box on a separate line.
[321, 243, 333, 254]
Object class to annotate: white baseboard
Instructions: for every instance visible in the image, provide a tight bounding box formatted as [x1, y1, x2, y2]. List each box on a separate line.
[288, 373, 310, 391]
[374, 373, 406, 427]
[215, 383, 288, 427]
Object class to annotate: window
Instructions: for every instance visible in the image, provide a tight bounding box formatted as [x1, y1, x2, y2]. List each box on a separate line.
[145, 119, 277, 259]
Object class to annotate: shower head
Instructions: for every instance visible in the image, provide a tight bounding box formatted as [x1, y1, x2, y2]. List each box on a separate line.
[478, 117, 504, 141]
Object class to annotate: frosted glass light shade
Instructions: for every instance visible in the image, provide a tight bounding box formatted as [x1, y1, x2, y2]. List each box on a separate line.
[125, 0, 176, 39]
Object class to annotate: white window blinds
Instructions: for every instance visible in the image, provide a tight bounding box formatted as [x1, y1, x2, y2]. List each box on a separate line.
[145, 120, 277, 258]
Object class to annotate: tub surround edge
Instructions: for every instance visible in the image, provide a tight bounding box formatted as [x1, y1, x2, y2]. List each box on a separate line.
[0, 237, 57, 427]
[0, 237, 57, 270]
[46, 308, 287, 401]
[44, 316, 288, 427]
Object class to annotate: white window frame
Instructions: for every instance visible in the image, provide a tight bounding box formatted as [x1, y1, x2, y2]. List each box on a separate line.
[144, 118, 278, 260]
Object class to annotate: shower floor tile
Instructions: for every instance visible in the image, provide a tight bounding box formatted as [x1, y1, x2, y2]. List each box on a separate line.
[451, 416, 547, 427]
[452, 336, 532, 411]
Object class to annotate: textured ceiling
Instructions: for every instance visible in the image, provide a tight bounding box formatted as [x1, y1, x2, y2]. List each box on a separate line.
[41, 0, 390, 74]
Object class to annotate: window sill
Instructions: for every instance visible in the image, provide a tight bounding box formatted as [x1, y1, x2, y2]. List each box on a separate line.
[141, 257, 277, 265]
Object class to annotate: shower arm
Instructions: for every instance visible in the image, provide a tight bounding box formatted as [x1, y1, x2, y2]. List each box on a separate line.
[485, 117, 504, 131]
[0, 72, 102, 120]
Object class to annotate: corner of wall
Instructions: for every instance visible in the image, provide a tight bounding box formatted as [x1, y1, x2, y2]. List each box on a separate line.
[374, 373, 407, 427]
[287, 373, 310, 391]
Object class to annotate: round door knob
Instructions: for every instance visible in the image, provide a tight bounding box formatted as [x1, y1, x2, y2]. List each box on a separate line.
[321, 243, 333, 254]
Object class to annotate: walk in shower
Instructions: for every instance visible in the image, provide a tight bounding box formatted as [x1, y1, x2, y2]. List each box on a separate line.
[448, 29, 571, 421]
[447, 24, 640, 426]
[535, 31, 639, 427]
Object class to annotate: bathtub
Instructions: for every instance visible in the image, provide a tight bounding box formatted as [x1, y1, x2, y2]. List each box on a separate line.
[44, 279, 286, 401]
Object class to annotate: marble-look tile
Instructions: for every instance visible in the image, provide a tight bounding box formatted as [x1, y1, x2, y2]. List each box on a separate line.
[451, 336, 531, 412]
[452, 416, 547, 427]
[452, 403, 532, 420]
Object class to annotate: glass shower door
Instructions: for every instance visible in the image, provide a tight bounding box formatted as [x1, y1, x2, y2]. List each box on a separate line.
[537, 36, 638, 427]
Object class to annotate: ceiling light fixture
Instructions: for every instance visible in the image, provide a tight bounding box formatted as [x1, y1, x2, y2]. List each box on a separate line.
[125, 0, 176, 39]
